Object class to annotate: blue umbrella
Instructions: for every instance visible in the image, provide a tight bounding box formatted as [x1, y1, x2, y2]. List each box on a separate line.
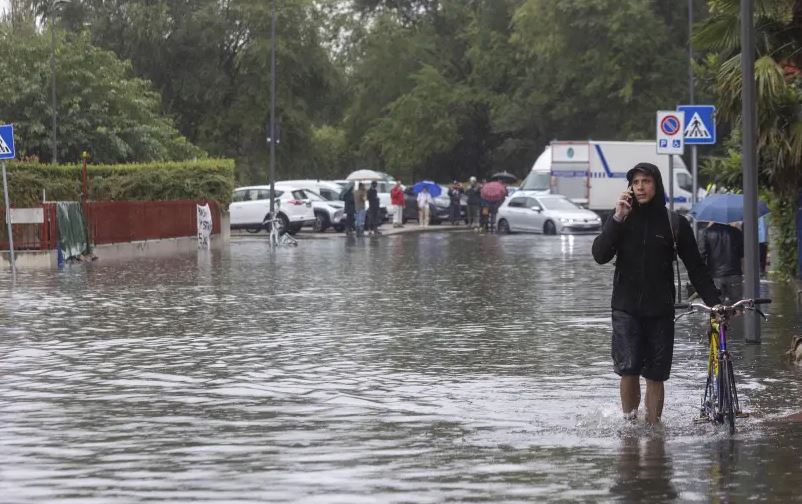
[410, 180, 442, 197]
[690, 194, 770, 223]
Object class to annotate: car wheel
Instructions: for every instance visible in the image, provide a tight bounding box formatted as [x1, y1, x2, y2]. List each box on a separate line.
[498, 219, 511, 234]
[333, 224, 345, 232]
[265, 213, 289, 235]
[544, 220, 557, 235]
[313, 212, 330, 232]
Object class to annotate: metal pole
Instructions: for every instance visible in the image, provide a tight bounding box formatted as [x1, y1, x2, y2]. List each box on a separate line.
[268, 0, 276, 219]
[688, 0, 695, 105]
[741, 0, 760, 342]
[50, 14, 57, 165]
[669, 154, 675, 213]
[691, 145, 699, 206]
[688, 0, 699, 206]
[2, 162, 16, 276]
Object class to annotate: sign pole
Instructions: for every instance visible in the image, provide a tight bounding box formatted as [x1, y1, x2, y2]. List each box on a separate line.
[691, 145, 699, 206]
[2, 162, 16, 276]
[668, 154, 675, 213]
[741, 0, 760, 343]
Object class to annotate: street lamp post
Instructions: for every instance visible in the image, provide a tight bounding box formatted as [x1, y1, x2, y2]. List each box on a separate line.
[50, 13, 57, 164]
[741, 0, 761, 343]
[48, 0, 68, 165]
[268, 0, 277, 219]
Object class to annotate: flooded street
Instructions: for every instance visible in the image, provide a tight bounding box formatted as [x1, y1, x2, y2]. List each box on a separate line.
[1, 232, 801, 502]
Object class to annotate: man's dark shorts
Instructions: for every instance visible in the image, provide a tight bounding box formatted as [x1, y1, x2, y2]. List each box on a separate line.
[611, 310, 675, 382]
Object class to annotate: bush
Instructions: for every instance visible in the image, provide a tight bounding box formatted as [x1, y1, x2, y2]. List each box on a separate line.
[4, 159, 235, 207]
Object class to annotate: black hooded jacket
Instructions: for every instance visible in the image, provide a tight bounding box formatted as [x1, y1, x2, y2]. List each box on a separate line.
[592, 163, 721, 317]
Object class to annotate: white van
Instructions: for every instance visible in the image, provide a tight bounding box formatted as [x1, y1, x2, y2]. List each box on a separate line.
[529, 141, 694, 216]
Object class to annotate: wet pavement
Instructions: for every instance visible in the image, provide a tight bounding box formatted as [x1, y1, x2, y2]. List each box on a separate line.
[1, 232, 801, 502]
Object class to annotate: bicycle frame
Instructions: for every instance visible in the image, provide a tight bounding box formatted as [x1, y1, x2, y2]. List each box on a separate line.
[675, 298, 770, 432]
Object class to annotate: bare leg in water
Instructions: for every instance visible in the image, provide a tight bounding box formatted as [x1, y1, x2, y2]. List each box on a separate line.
[620, 375, 640, 419]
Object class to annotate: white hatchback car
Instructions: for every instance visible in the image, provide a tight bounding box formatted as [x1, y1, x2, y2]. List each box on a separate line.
[496, 193, 601, 235]
[230, 185, 315, 234]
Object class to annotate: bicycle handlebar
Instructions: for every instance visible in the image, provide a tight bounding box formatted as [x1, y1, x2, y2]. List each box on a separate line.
[673, 298, 771, 321]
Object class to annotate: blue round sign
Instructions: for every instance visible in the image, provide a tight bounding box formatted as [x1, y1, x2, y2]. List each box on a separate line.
[660, 115, 681, 136]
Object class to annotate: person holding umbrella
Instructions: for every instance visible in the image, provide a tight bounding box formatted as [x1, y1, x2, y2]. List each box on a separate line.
[480, 179, 508, 233]
[354, 183, 368, 237]
[690, 193, 771, 295]
[699, 221, 744, 303]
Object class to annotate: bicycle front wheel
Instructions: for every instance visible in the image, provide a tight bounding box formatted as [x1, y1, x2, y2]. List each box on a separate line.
[719, 357, 736, 434]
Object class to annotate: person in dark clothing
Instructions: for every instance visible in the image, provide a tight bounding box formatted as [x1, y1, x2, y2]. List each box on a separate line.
[699, 222, 744, 303]
[465, 177, 481, 228]
[367, 181, 382, 236]
[592, 162, 721, 425]
[342, 184, 355, 236]
[447, 181, 463, 225]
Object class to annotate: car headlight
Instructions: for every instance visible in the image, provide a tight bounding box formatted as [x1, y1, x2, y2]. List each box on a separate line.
[559, 218, 574, 224]
[333, 210, 343, 220]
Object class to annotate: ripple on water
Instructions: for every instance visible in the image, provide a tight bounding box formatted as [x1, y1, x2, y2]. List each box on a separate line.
[0, 233, 800, 502]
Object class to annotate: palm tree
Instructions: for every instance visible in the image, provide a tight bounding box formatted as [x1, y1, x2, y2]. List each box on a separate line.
[694, 0, 802, 277]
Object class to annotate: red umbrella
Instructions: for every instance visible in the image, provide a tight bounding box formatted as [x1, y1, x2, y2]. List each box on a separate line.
[481, 181, 508, 201]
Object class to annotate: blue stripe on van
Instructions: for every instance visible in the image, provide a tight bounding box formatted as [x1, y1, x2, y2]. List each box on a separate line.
[594, 144, 627, 178]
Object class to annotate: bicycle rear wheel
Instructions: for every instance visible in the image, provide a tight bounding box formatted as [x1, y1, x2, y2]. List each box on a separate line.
[719, 357, 736, 434]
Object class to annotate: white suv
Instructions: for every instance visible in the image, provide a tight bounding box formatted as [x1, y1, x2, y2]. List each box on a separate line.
[230, 185, 315, 234]
[275, 181, 345, 232]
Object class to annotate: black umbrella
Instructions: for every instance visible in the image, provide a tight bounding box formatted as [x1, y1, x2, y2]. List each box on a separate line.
[489, 171, 517, 183]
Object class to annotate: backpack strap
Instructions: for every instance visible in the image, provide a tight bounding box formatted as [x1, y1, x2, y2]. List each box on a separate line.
[666, 208, 681, 303]
[666, 208, 679, 259]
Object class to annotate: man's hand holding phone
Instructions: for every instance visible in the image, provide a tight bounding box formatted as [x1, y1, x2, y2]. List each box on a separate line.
[614, 188, 634, 222]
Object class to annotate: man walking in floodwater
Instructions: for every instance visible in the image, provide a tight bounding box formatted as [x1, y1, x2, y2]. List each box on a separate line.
[592, 163, 720, 425]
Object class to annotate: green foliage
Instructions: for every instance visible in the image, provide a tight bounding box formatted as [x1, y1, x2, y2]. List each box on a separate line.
[696, 0, 802, 278]
[0, 26, 205, 164]
[769, 193, 798, 280]
[5, 159, 235, 207]
[65, 0, 346, 185]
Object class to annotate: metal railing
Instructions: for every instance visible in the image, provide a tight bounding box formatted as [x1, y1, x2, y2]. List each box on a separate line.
[85, 200, 220, 245]
[0, 203, 58, 250]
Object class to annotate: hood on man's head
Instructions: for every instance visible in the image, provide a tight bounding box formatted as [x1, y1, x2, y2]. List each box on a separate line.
[625, 162, 667, 208]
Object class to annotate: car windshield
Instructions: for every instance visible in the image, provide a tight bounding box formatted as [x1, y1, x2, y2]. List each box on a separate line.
[521, 171, 550, 191]
[539, 197, 580, 210]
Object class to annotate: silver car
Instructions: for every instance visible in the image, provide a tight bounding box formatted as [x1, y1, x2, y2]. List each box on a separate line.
[496, 193, 601, 235]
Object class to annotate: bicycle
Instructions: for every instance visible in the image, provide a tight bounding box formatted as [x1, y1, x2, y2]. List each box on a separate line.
[267, 212, 297, 248]
[674, 298, 771, 434]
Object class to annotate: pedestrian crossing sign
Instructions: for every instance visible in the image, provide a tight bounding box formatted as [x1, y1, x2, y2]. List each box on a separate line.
[677, 105, 716, 145]
[0, 124, 15, 160]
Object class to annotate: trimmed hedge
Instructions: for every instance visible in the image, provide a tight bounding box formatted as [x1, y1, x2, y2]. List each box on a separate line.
[4, 159, 235, 207]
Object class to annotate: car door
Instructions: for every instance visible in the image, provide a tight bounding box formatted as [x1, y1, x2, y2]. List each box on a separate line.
[238, 189, 268, 225]
[229, 189, 249, 225]
[254, 189, 274, 221]
[529, 197, 546, 233]
[291, 189, 315, 221]
[504, 197, 527, 231]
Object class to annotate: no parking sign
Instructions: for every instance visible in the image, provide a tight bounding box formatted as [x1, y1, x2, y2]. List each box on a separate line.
[656, 111, 684, 155]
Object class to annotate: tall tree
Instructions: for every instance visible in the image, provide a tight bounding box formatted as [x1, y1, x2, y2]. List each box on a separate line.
[0, 27, 203, 163]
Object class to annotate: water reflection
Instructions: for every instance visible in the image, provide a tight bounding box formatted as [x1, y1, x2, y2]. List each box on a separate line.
[610, 435, 677, 503]
[0, 233, 800, 502]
